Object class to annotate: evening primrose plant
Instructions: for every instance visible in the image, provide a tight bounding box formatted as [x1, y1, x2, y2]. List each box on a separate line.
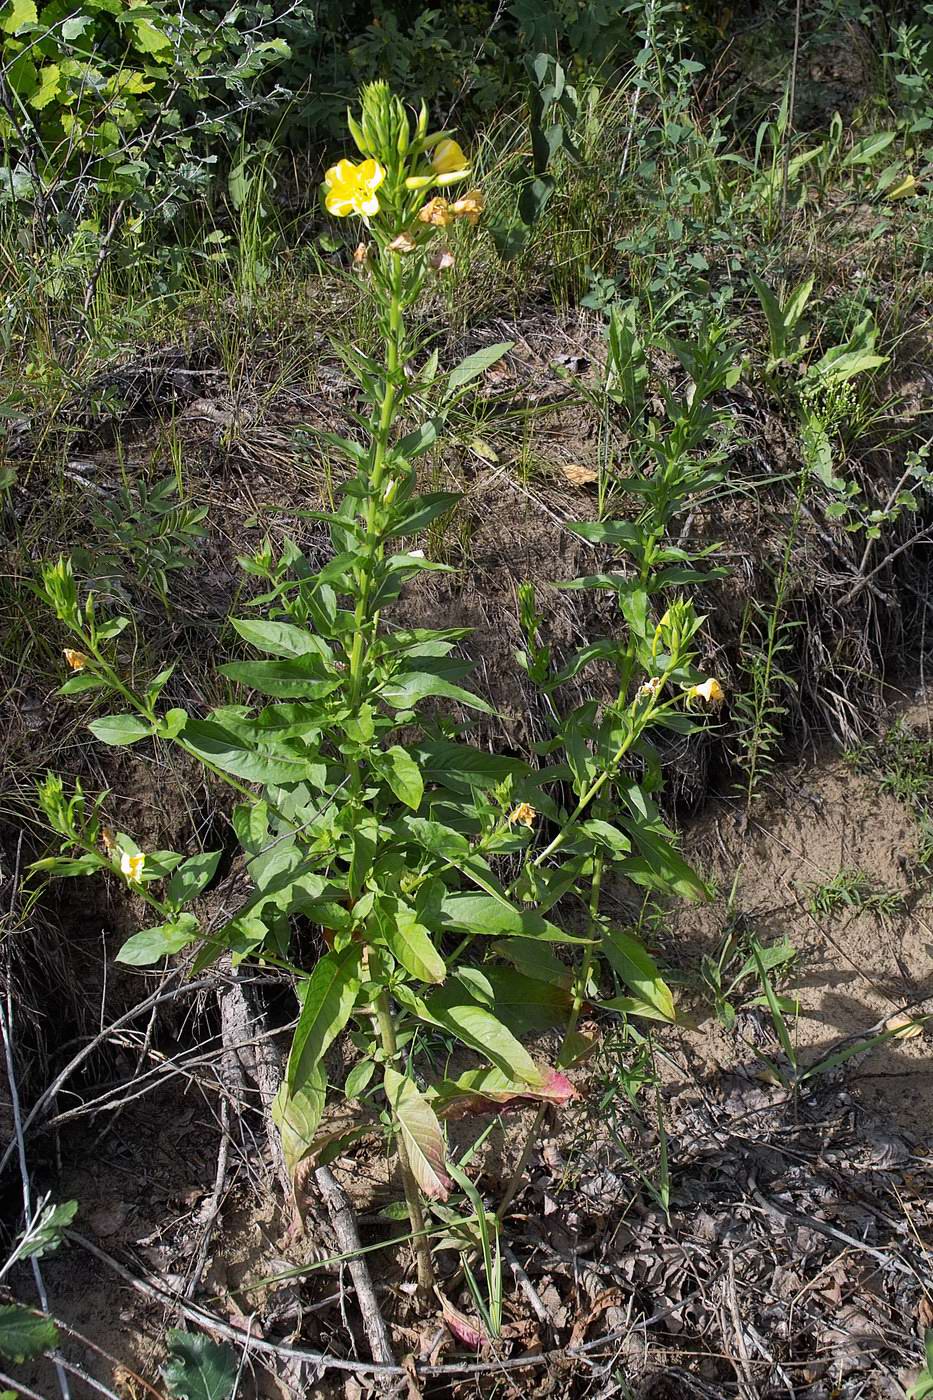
[32, 83, 725, 1304]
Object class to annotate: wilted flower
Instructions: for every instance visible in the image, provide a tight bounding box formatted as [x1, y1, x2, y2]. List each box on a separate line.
[101, 826, 116, 855]
[685, 677, 725, 708]
[63, 648, 88, 671]
[508, 802, 537, 828]
[417, 196, 452, 228]
[636, 675, 664, 701]
[388, 231, 418, 253]
[352, 241, 372, 269]
[120, 851, 146, 882]
[323, 158, 385, 218]
[429, 246, 455, 271]
[449, 189, 485, 225]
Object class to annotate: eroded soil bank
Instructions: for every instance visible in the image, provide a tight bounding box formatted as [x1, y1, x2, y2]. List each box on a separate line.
[11, 692, 933, 1398]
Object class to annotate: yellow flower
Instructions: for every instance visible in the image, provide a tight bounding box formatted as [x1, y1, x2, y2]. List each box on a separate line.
[417, 196, 452, 228]
[449, 189, 485, 225]
[388, 231, 418, 253]
[63, 648, 88, 671]
[120, 851, 146, 882]
[432, 138, 469, 175]
[508, 802, 537, 828]
[323, 158, 385, 218]
[431, 138, 470, 185]
[685, 677, 725, 708]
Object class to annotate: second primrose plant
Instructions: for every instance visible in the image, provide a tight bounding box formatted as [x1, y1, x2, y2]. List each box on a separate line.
[35, 84, 727, 1299]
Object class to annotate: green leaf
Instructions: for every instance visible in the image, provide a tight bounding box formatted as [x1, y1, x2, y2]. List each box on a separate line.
[287, 946, 362, 1094]
[271, 1068, 326, 1180]
[0, 1306, 57, 1363]
[492, 937, 572, 988]
[606, 302, 647, 418]
[395, 419, 440, 459]
[29, 62, 60, 109]
[420, 994, 545, 1085]
[11, 1198, 78, 1263]
[88, 714, 152, 747]
[566, 519, 643, 549]
[127, 14, 171, 54]
[231, 619, 328, 658]
[376, 901, 446, 984]
[183, 719, 322, 786]
[601, 928, 675, 1022]
[810, 349, 887, 386]
[748, 271, 787, 359]
[841, 131, 895, 166]
[163, 1329, 237, 1400]
[382, 671, 493, 715]
[116, 914, 200, 966]
[219, 657, 340, 700]
[0, 0, 37, 33]
[414, 739, 529, 791]
[459, 965, 571, 1034]
[344, 1060, 375, 1099]
[378, 746, 424, 810]
[446, 341, 513, 394]
[438, 892, 590, 944]
[167, 851, 222, 908]
[398, 816, 470, 860]
[386, 490, 459, 539]
[384, 1066, 451, 1200]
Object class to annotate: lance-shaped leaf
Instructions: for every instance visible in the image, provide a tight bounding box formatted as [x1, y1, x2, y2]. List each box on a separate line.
[375, 900, 446, 985]
[601, 928, 676, 1022]
[287, 945, 362, 1094]
[420, 992, 546, 1087]
[433, 1065, 577, 1119]
[272, 1066, 326, 1181]
[384, 1066, 452, 1200]
[438, 892, 591, 944]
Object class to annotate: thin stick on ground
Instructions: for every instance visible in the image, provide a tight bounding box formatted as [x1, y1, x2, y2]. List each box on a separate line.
[184, 1095, 232, 1301]
[315, 1164, 398, 1370]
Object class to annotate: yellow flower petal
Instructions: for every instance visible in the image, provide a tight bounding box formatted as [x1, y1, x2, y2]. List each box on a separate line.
[358, 158, 386, 191]
[432, 138, 469, 176]
[322, 157, 386, 218]
[685, 677, 725, 708]
[63, 647, 88, 671]
[120, 851, 146, 881]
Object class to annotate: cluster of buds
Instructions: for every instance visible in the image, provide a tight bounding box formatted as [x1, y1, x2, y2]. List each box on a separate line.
[321, 81, 485, 268]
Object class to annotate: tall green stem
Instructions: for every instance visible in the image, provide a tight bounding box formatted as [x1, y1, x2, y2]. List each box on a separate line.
[348, 250, 404, 712]
[374, 990, 435, 1297]
[342, 253, 434, 1291]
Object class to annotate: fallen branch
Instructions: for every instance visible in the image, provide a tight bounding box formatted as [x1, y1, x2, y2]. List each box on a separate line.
[315, 1164, 398, 1373]
[66, 1229, 638, 1380]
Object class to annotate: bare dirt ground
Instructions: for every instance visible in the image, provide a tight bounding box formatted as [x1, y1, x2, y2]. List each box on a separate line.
[10, 693, 933, 1399]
